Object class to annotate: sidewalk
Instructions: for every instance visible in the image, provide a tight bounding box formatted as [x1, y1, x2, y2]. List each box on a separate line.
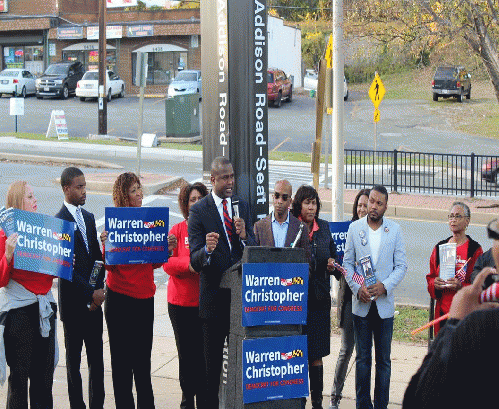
[0, 285, 425, 408]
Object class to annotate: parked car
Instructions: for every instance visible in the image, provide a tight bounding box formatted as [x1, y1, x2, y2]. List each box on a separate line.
[267, 68, 292, 108]
[482, 158, 499, 184]
[167, 70, 201, 98]
[76, 70, 125, 101]
[0, 69, 36, 97]
[303, 68, 349, 101]
[432, 66, 471, 102]
[35, 61, 85, 99]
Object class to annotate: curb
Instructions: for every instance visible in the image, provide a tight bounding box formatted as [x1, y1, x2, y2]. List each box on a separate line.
[0, 151, 123, 169]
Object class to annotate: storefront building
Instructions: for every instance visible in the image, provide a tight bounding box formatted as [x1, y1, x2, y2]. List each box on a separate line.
[0, 0, 200, 94]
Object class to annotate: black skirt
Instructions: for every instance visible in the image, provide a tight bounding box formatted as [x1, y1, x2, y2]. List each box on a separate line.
[304, 300, 331, 361]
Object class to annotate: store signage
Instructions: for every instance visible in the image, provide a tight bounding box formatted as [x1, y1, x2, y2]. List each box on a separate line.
[127, 25, 154, 37]
[107, 0, 137, 7]
[87, 25, 123, 40]
[241, 263, 308, 327]
[46, 110, 69, 140]
[242, 336, 309, 404]
[0, 0, 8, 13]
[57, 27, 84, 40]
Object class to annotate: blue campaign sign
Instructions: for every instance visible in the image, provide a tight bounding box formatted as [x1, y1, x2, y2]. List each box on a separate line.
[242, 263, 308, 327]
[105, 207, 169, 265]
[242, 335, 309, 404]
[329, 221, 352, 264]
[13, 209, 74, 280]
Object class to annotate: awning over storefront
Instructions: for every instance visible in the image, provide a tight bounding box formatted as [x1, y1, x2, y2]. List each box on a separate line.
[62, 42, 116, 51]
[132, 44, 187, 53]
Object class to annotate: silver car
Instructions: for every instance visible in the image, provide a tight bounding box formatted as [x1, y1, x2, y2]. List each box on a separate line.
[167, 70, 201, 99]
[304, 69, 349, 101]
[0, 69, 37, 97]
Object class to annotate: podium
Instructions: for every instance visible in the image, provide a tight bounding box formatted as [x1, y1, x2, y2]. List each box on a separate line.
[219, 246, 309, 408]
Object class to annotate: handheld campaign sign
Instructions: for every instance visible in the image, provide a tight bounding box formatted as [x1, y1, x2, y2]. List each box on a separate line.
[105, 207, 169, 265]
[242, 263, 308, 327]
[329, 221, 351, 265]
[242, 335, 309, 404]
[8, 209, 74, 280]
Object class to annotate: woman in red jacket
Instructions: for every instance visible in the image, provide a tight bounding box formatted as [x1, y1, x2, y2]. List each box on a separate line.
[426, 201, 483, 335]
[101, 172, 176, 409]
[0, 181, 57, 409]
[163, 182, 208, 409]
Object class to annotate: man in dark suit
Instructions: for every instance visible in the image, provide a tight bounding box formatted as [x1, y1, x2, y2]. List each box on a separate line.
[55, 167, 105, 409]
[254, 179, 310, 253]
[188, 157, 256, 409]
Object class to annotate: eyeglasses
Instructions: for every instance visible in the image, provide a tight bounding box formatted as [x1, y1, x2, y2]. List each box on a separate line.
[274, 192, 290, 201]
[448, 214, 465, 220]
[487, 219, 499, 241]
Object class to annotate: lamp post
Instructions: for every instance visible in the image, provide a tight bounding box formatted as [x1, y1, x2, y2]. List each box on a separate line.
[98, 0, 107, 135]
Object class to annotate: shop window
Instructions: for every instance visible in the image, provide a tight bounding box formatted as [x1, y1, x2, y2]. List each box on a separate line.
[132, 51, 187, 86]
[62, 49, 116, 73]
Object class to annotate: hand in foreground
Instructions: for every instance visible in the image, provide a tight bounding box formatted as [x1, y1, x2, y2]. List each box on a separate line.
[358, 285, 371, 303]
[92, 288, 106, 308]
[5, 233, 18, 264]
[368, 282, 387, 301]
[167, 234, 177, 252]
[449, 267, 499, 320]
[100, 230, 108, 245]
[206, 232, 219, 253]
[326, 258, 336, 272]
[234, 217, 247, 240]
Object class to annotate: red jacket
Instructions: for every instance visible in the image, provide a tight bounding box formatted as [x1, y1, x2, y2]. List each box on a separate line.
[163, 220, 200, 307]
[427, 235, 482, 334]
[0, 230, 54, 295]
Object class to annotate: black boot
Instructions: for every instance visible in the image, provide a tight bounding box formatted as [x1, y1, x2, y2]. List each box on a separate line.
[309, 364, 324, 409]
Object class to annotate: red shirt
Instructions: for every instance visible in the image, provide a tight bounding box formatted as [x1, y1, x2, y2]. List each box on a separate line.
[0, 230, 54, 295]
[163, 220, 200, 307]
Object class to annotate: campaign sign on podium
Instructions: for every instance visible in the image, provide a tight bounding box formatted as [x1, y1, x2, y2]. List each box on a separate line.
[242, 263, 308, 327]
[8, 209, 74, 280]
[242, 335, 308, 404]
[104, 207, 169, 265]
[329, 221, 351, 264]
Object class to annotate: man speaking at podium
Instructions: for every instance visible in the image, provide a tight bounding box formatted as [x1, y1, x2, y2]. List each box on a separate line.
[188, 157, 256, 409]
[254, 180, 309, 253]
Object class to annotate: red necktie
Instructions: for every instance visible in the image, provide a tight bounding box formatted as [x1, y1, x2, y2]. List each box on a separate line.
[222, 199, 233, 239]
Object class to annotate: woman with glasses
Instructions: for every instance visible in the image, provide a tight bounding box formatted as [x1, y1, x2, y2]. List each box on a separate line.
[426, 201, 483, 335]
[291, 185, 339, 409]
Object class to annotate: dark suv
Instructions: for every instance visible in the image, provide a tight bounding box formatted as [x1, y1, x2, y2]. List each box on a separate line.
[432, 66, 471, 102]
[36, 61, 85, 99]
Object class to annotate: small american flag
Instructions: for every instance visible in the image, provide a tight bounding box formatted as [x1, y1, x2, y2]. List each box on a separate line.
[333, 261, 365, 286]
[455, 257, 471, 283]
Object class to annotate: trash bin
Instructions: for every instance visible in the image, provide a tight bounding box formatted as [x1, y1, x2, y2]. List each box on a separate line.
[165, 93, 200, 137]
[310, 89, 316, 98]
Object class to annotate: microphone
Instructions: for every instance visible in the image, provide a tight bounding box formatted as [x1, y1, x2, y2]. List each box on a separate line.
[232, 199, 239, 219]
[291, 223, 304, 248]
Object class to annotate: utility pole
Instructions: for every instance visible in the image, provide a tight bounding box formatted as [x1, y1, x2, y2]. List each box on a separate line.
[331, 0, 344, 223]
[98, 0, 107, 135]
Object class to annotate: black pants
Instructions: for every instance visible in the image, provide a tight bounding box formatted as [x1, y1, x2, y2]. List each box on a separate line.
[168, 303, 205, 409]
[105, 289, 155, 409]
[62, 307, 105, 409]
[4, 302, 57, 409]
[199, 312, 230, 409]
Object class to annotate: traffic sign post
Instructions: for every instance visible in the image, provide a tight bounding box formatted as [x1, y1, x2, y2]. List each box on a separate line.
[369, 72, 385, 151]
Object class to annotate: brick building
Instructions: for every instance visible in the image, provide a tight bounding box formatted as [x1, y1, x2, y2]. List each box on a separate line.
[0, 0, 200, 94]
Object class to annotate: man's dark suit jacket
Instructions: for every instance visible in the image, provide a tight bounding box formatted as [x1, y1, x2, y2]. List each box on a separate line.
[188, 194, 256, 319]
[55, 205, 105, 321]
[253, 212, 311, 260]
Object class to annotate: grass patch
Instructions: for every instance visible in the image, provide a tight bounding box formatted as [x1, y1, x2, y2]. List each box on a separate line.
[332, 305, 429, 345]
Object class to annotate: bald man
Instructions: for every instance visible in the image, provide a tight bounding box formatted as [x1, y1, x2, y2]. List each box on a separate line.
[254, 180, 310, 253]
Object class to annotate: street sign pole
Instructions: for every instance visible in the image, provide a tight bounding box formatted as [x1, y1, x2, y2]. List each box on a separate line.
[369, 72, 385, 152]
[98, 0, 107, 136]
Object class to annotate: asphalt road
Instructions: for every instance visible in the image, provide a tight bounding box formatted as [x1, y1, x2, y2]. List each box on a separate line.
[0, 156, 494, 307]
[0, 91, 498, 156]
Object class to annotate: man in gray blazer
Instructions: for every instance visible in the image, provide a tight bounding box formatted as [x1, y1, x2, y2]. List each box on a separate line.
[254, 180, 310, 254]
[343, 185, 407, 409]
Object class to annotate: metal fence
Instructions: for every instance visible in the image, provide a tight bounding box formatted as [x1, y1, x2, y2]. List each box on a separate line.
[344, 149, 499, 198]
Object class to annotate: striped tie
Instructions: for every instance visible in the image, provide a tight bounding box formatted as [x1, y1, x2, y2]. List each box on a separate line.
[75, 207, 89, 252]
[222, 199, 233, 240]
